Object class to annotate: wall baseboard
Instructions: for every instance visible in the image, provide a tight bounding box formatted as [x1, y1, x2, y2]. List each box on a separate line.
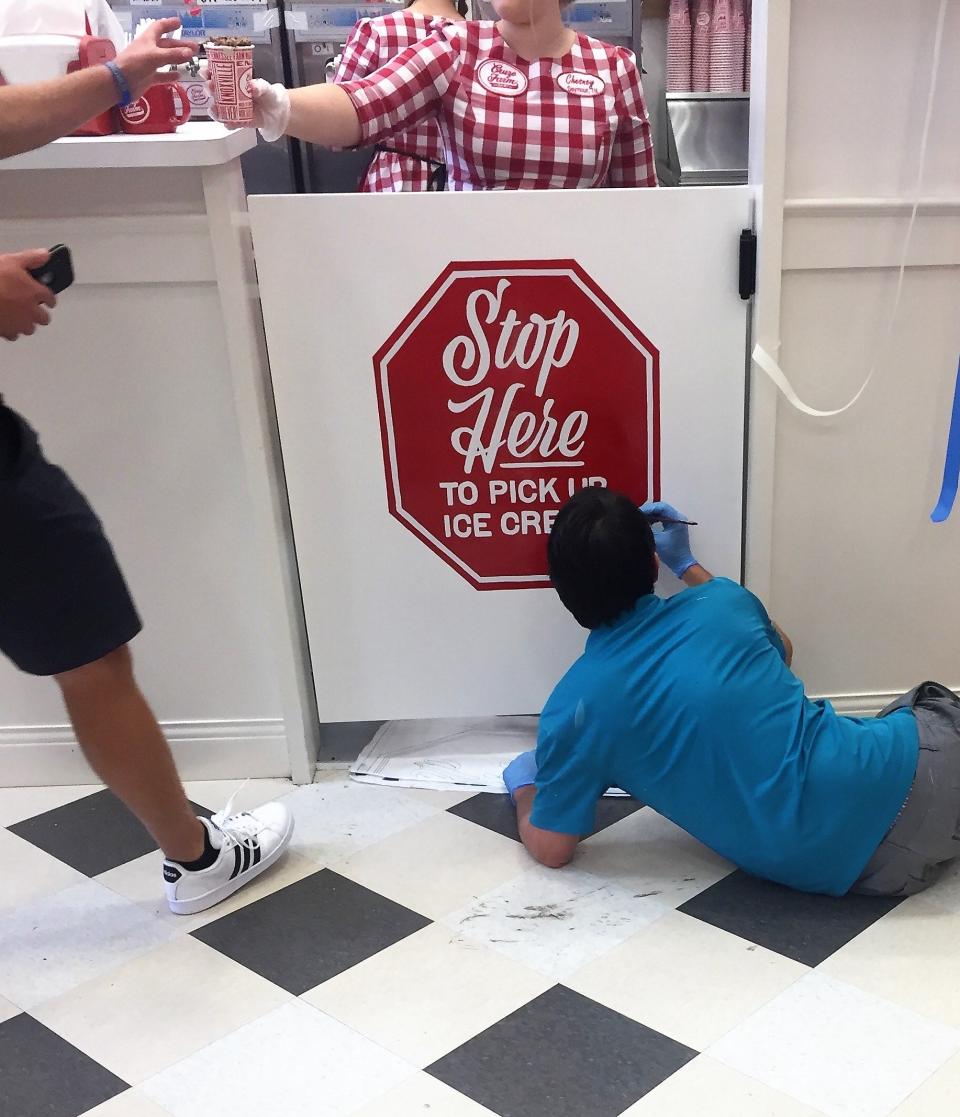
[812, 689, 959, 718]
[0, 719, 289, 787]
[5, 692, 956, 787]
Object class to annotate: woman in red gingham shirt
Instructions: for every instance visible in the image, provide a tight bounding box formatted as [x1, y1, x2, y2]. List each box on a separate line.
[333, 0, 466, 192]
[248, 0, 657, 190]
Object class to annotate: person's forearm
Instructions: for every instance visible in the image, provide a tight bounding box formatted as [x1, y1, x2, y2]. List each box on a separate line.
[0, 67, 119, 159]
[682, 563, 713, 587]
[286, 84, 362, 148]
[514, 786, 578, 869]
[515, 785, 537, 842]
[774, 621, 794, 667]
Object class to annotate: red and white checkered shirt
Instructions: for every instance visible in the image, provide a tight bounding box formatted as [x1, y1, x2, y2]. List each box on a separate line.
[334, 10, 451, 193]
[340, 21, 657, 191]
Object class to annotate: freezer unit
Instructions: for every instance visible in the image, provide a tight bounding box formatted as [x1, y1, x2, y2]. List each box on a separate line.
[109, 0, 303, 194]
[287, 0, 404, 193]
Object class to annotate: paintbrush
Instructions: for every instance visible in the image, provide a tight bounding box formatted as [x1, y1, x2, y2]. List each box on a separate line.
[644, 514, 698, 527]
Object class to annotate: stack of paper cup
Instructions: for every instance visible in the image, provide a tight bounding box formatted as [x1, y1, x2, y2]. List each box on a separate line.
[732, 0, 747, 92]
[691, 0, 711, 92]
[205, 37, 254, 125]
[744, 0, 752, 91]
[709, 0, 739, 93]
[666, 0, 692, 93]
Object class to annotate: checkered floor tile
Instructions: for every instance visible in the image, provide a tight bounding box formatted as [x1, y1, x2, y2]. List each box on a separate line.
[1, 773, 959, 1117]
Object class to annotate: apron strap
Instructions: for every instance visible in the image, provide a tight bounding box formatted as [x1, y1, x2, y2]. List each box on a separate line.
[375, 144, 448, 191]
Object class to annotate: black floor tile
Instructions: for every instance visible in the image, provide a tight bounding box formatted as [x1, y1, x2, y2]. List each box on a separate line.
[449, 793, 644, 842]
[191, 868, 431, 995]
[428, 984, 697, 1117]
[678, 870, 902, 966]
[0, 1013, 128, 1117]
[9, 789, 214, 877]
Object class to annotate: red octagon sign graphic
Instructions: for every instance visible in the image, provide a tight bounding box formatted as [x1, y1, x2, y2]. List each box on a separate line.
[374, 260, 660, 590]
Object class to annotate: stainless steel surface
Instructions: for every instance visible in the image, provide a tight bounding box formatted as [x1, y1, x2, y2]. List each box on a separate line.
[110, 0, 303, 193]
[665, 92, 749, 186]
[287, 0, 397, 193]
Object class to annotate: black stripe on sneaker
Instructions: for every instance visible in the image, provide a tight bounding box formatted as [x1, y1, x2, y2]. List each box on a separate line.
[230, 845, 243, 880]
[252, 844, 262, 868]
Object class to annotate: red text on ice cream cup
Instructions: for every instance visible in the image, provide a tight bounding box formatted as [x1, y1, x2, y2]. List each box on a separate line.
[206, 44, 255, 125]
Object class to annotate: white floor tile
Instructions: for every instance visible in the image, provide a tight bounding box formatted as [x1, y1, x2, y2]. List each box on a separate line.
[0, 880, 173, 1009]
[917, 860, 960, 915]
[82, 1090, 175, 1116]
[623, 1055, 827, 1116]
[304, 922, 552, 1067]
[281, 776, 441, 864]
[141, 1001, 415, 1117]
[709, 972, 960, 1117]
[348, 1072, 497, 1116]
[0, 783, 101, 827]
[893, 1051, 960, 1116]
[567, 910, 808, 1049]
[0, 828, 86, 914]
[445, 864, 669, 979]
[33, 937, 291, 1084]
[333, 812, 529, 919]
[819, 898, 960, 1030]
[0, 992, 19, 1024]
[182, 778, 296, 815]
[97, 847, 319, 932]
[396, 786, 478, 809]
[576, 808, 734, 906]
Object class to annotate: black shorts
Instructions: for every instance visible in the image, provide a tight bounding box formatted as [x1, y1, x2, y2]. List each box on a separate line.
[0, 404, 142, 676]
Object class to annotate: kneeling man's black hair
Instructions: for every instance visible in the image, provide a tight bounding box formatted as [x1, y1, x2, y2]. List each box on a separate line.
[548, 488, 657, 629]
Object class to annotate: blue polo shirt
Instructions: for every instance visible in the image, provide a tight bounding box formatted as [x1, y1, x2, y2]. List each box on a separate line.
[531, 578, 919, 896]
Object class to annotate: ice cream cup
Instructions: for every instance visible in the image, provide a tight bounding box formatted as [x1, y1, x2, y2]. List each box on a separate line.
[205, 38, 254, 125]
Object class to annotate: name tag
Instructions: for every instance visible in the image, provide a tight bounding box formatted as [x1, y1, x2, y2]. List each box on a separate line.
[477, 59, 529, 97]
[557, 70, 606, 97]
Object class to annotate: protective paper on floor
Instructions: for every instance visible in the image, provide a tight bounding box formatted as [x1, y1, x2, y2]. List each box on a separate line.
[351, 717, 625, 795]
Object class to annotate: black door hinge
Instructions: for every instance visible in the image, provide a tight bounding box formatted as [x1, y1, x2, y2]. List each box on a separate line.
[738, 229, 757, 300]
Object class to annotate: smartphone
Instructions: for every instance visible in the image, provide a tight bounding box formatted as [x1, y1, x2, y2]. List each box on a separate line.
[28, 245, 74, 295]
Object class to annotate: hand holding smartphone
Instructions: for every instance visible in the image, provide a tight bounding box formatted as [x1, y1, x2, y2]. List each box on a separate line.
[28, 245, 74, 296]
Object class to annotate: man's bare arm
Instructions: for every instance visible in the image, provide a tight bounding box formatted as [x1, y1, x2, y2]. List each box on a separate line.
[514, 786, 580, 869]
[773, 621, 794, 667]
[0, 19, 196, 160]
[0, 68, 118, 159]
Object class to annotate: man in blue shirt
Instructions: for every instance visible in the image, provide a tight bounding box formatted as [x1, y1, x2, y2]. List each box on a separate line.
[504, 488, 960, 897]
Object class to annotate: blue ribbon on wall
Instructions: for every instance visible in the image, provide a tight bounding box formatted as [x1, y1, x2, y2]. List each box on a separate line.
[931, 356, 960, 523]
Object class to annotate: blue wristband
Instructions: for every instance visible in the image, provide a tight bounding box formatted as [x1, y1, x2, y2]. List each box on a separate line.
[103, 60, 133, 107]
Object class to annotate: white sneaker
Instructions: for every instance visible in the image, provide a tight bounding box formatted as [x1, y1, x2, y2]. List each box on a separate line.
[163, 799, 294, 916]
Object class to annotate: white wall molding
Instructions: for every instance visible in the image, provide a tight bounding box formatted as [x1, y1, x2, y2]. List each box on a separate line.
[819, 690, 959, 719]
[782, 203, 960, 272]
[784, 197, 960, 216]
[745, 0, 792, 604]
[0, 719, 288, 787]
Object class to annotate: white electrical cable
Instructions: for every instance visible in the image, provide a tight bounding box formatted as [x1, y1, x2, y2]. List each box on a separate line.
[753, 0, 947, 419]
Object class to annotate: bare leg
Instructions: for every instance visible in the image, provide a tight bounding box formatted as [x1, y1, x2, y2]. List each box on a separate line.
[55, 644, 205, 862]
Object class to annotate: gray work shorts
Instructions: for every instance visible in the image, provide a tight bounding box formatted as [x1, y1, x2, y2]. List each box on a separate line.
[852, 681, 960, 898]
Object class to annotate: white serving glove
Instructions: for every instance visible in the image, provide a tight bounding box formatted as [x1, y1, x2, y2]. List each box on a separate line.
[249, 78, 291, 143]
[207, 77, 291, 142]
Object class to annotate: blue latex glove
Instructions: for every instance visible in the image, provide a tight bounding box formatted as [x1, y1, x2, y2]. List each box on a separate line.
[641, 501, 698, 578]
[503, 749, 538, 803]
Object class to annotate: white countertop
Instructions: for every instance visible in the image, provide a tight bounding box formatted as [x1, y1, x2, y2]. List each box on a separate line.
[1, 122, 257, 171]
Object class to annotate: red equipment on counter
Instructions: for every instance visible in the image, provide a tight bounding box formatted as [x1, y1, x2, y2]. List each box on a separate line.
[67, 29, 119, 136]
[0, 15, 121, 136]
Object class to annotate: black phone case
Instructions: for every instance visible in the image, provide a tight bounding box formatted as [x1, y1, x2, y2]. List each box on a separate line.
[28, 245, 74, 295]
